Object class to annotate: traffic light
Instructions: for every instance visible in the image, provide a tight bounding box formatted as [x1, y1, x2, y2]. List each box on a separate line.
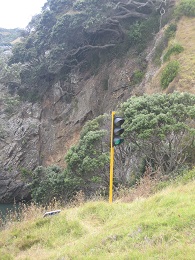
[113, 116, 125, 146]
[109, 112, 125, 203]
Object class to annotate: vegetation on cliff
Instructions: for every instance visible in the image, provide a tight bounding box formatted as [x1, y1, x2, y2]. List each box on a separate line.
[0, 28, 22, 46]
[27, 92, 195, 204]
[1, 0, 195, 204]
[5, 0, 169, 101]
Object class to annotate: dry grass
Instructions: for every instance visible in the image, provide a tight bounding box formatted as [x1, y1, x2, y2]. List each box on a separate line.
[115, 175, 158, 203]
[11, 37, 23, 44]
[0, 199, 62, 231]
[146, 17, 195, 94]
[175, 17, 195, 93]
[0, 178, 195, 260]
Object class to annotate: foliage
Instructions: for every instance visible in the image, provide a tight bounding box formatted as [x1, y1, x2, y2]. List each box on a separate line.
[0, 28, 23, 45]
[160, 60, 180, 89]
[128, 16, 159, 52]
[29, 115, 110, 203]
[65, 115, 109, 194]
[153, 24, 178, 65]
[2, 95, 20, 115]
[30, 165, 79, 204]
[50, 13, 86, 46]
[164, 23, 177, 40]
[73, 0, 114, 29]
[46, 0, 73, 13]
[9, 42, 35, 64]
[175, 0, 195, 18]
[174, 166, 195, 184]
[131, 70, 145, 85]
[163, 43, 184, 62]
[6, 0, 166, 99]
[0, 62, 22, 87]
[121, 92, 195, 174]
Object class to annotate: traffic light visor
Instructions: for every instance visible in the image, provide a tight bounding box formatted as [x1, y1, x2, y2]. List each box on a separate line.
[114, 117, 125, 126]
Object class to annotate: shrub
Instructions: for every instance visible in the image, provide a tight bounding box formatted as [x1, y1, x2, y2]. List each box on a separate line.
[65, 115, 110, 194]
[30, 165, 79, 204]
[163, 43, 184, 62]
[153, 24, 177, 65]
[121, 92, 195, 174]
[175, 0, 195, 18]
[128, 15, 159, 52]
[160, 60, 180, 89]
[164, 23, 177, 40]
[3, 95, 20, 115]
[131, 70, 145, 85]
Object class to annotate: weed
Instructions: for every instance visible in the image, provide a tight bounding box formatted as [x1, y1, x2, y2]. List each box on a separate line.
[3, 95, 20, 115]
[131, 70, 145, 85]
[164, 23, 177, 40]
[163, 43, 184, 62]
[160, 60, 180, 89]
[175, 0, 195, 18]
[115, 175, 158, 203]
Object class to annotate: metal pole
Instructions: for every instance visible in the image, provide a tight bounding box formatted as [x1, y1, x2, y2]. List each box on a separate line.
[109, 111, 115, 203]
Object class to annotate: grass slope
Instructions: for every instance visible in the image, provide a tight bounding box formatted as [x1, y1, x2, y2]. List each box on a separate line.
[146, 17, 195, 94]
[0, 178, 195, 260]
[176, 17, 195, 92]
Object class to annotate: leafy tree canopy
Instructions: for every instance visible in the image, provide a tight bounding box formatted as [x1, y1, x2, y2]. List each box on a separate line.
[6, 0, 170, 101]
[121, 92, 195, 174]
[65, 114, 110, 193]
[30, 165, 80, 203]
[175, 0, 195, 18]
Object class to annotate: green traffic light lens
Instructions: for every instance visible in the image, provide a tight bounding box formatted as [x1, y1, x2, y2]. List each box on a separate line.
[113, 138, 124, 146]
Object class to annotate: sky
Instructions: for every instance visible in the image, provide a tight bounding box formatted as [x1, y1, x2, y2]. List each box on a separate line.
[0, 0, 47, 29]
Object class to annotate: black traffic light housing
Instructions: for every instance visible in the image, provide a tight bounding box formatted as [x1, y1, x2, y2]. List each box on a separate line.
[113, 116, 125, 146]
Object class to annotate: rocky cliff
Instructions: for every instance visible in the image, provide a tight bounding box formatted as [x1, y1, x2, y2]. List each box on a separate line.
[1, 0, 194, 203]
[0, 52, 140, 202]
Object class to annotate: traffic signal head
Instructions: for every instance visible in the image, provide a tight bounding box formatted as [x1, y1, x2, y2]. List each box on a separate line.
[113, 116, 125, 146]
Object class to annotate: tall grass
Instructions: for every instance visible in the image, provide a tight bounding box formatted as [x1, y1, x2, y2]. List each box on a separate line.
[0, 170, 194, 259]
[0, 199, 62, 231]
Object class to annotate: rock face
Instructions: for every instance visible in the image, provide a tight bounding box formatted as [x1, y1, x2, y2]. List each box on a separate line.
[0, 0, 174, 202]
[0, 23, 167, 203]
[0, 54, 138, 202]
[0, 84, 41, 202]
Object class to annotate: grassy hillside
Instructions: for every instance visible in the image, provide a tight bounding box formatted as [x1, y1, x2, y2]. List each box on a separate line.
[147, 17, 195, 94]
[0, 28, 22, 45]
[0, 173, 195, 260]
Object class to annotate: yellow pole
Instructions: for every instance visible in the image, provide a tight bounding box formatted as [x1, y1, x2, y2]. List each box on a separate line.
[109, 111, 115, 203]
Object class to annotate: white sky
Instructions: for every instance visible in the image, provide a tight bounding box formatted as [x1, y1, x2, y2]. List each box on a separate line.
[0, 0, 47, 29]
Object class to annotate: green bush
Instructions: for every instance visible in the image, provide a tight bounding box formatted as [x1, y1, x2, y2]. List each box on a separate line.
[131, 70, 145, 85]
[65, 115, 109, 193]
[121, 92, 195, 174]
[128, 15, 159, 52]
[175, 0, 195, 18]
[161, 60, 180, 89]
[30, 165, 80, 204]
[153, 24, 177, 65]
[3, 95, 20, 115]
[164, 23, 177, 40]
[163, 43, 184, 62]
